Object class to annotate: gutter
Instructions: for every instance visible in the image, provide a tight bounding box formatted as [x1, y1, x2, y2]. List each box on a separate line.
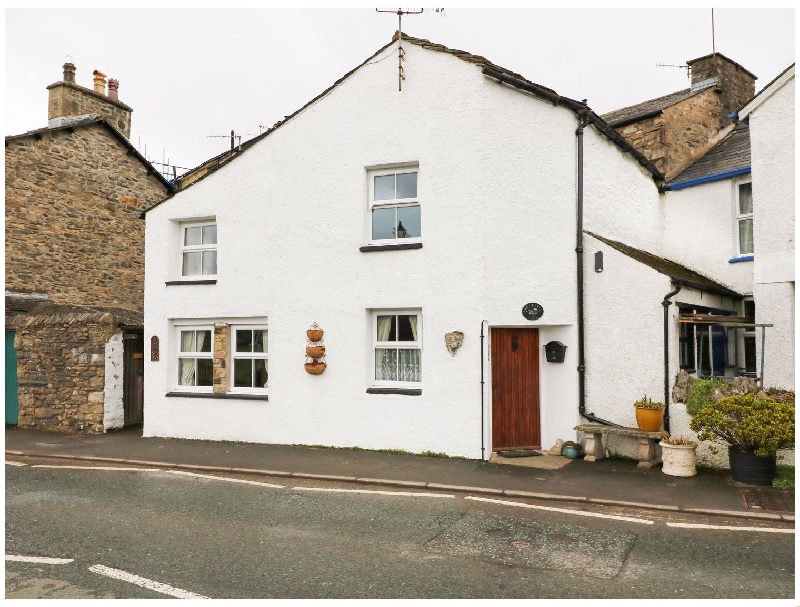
[662, 283, 682, 433]
[660, 167, 751, 192]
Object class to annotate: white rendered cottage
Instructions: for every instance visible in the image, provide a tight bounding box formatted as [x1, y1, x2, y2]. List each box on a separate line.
[143, 34, 753, 460]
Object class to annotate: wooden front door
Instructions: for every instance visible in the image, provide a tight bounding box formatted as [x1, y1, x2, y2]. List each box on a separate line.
[123, 332, 144, 425]
[491, 328, 540, 450]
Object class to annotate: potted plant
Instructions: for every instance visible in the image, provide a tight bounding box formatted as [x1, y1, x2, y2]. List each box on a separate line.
[689, 392, 795, 485]
[659, 436, 698, 477]
[633, 395, 665, 432]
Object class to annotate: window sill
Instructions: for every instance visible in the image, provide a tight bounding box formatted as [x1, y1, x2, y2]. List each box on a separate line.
[728, 255, 754, 263]
[359, 243, 423, 253]
[166, 391, 268, 401]
[366, 387, 422, 396]
[165, 279, 217, 285]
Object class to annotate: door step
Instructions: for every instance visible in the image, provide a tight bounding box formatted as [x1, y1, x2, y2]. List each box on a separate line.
[496, 450, 541, 458]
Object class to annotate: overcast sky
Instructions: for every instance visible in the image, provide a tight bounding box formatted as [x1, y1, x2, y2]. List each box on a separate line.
[5, 8, 795, 173]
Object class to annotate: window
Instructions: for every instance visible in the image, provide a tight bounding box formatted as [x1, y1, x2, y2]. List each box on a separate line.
[743, 300, 757, 376]
[178, 328, 213, 389]
[736, 181, 753, 255]
[370, 169, 420, 243]
[182, 222, 217, 276]
[373, 311, 421, 384]
[233, 327, 268, 391]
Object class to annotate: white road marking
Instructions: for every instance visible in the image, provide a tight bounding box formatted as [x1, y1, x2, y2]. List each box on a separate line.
[5, 461, 26, 466]
[294, 487, 455, 498]
[89, 564, 209, 599]
[667, 522, 795, 534]
[6, 555, 74, 565]
[465, 496, 655, 525]
[169, 470, 284, 489]
[31, 465, 160, 472]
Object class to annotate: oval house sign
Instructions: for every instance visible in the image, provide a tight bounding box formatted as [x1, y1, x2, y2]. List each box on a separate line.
[522, 302, 544, 321]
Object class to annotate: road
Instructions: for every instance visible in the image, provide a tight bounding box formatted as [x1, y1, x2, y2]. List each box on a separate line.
[5, 459, 795, 599]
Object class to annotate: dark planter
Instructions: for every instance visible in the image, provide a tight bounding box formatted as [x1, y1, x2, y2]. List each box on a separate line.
[728, 446, 777, 486]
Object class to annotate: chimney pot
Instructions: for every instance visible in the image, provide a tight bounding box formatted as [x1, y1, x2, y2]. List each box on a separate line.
[92, 69, 107, 95]
[62, 62, 76, 83]
[107, 78, 119, 101]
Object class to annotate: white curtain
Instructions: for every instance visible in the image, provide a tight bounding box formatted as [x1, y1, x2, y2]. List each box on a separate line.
[398, 349, 421, 382]
[180, 331, 196, 385]
[409, 316, 417, 341]
[739, 219, 753, 254]
[197, 330, 207, 352]
[375, 316, 394, 381]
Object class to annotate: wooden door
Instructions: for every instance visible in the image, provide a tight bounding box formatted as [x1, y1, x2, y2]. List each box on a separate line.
[5, 330, 19, 425]
[491, 328, 540, 450]
[123, 332, 144, 425]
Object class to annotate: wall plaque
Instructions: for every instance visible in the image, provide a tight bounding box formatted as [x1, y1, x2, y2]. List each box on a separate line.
[522, 302, 544, 321]
[150, 336, 160, 362]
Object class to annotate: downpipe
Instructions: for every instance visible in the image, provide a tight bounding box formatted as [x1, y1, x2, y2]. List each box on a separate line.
[480, 320, 487, 461]
[662, 283, 682, 433]
[576, 117, 618, 427]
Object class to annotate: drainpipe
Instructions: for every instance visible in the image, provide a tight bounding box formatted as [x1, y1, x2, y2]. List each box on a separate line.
[480, 320, 487, 461]
[576, 116, 618, 427]
[662, 283, 682, 433]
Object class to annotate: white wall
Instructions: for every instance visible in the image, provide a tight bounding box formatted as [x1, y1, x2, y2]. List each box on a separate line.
[146, 42, 626, 457]
[750, 76, 795, 390]
[662, 179, 754, 296]
[103, 331, 124, 431]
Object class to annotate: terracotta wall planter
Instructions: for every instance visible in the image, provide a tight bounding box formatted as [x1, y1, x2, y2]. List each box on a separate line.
[304, 362, 327, 375]
[306, 345, 325, 359]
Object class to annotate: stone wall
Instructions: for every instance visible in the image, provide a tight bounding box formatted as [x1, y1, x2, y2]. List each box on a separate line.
[5, 122, 169, 311]
[14, 321, 118, 433]
[47, 81, 133, 138]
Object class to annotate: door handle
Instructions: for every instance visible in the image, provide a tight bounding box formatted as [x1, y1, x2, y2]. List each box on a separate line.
[492, 382, 499, 388]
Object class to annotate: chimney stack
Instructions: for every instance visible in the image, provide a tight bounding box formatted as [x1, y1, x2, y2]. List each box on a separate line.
[107, 78, 119, 101]
[63, 62, 76, 83]
[92, 70, 107, 95]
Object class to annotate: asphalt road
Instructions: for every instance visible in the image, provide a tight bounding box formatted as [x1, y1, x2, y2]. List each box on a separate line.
[5, 461, 795, 599]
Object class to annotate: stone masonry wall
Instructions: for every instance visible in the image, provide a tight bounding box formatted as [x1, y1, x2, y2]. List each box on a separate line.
[47, 82, 132, 138]
[615, 115, 669, 175]
[5, 122, 169, 311]
[15, 321, 117, 433]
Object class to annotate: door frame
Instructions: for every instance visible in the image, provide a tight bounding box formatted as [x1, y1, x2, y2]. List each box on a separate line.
[489, 326, 542, 452]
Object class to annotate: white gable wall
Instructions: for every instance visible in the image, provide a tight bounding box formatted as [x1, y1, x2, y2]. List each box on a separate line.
[749, 75, 795, 390]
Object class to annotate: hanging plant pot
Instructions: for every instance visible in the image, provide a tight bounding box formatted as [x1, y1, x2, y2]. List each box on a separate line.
[635, 407, 664, 432]
[304, 361, 327, 375]
[307, 329, 324, 343]
[660, 441, 697, 477]
[728, 446, 776, 485]
[306, 345, 325, 359]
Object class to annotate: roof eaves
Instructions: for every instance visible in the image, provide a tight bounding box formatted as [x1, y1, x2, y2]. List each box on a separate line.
[738, 63, 795, 119]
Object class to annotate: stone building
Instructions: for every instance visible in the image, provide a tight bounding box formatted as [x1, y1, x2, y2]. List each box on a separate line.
[602, 53, 757, 180]
[5, 62, 173, 432]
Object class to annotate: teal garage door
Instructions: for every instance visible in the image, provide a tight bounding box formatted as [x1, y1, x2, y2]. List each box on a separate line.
[6, 330, 19, 425]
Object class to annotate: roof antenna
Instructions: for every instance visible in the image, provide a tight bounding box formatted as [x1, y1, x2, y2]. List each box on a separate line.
[656, 62, 691, 80]
[711, 8, 716, 56]
[376, 8, 424, 91]
[207, 129, 242, 151]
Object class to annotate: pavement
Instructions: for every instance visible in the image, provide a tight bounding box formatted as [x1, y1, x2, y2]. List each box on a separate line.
[4, 425, 794, 523]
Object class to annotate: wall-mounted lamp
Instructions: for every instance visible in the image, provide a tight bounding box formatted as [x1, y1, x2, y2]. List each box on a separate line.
[594, 251, 603, 273]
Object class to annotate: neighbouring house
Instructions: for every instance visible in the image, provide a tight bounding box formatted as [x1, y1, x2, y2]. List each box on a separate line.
[142, 33, 781, 466]
[5, 62, 173, 432]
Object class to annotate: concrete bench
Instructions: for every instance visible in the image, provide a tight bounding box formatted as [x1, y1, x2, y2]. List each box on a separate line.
[574, 423, 669, 468]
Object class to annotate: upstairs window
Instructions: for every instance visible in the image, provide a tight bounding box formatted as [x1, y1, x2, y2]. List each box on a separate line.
[182, 222, 217, 276]
[736, 182, 753, 255]
[370, 169, 420, 243]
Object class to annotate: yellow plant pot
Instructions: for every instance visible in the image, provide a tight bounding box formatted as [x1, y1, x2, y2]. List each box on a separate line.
[635, 407, 664, 432]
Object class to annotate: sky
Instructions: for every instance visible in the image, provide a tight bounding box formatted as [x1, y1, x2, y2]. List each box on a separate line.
[4, 8, 796, 174]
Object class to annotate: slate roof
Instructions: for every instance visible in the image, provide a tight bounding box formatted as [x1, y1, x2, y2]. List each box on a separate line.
[668, 121, 750, 184]
[5, 293, 50, 316]
[5, 302, 143, 329]
[586, 231, 742, 299]
[147, 32, 664, 210]
[5, 117, 174, 194]
[601, 88, 702, 127]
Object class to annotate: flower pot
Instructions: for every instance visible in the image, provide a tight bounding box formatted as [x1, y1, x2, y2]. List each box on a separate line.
[660, 441, 697, 477]
[305, 345, 325, 359]
[728, 446, 776, 485]
[635, 407, 664, 432]
[307, 329, 324, 343]
[304, 361, 327, 375]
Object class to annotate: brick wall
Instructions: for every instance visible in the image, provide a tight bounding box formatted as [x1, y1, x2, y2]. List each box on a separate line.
[47, 82, 133, 138]
[14, 321, 117, 433]
[5, 122, 169, 311]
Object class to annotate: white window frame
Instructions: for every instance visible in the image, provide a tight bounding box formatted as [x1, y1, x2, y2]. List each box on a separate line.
[368, 167, 421, 245]
[230, 325, 269, 394]
[370, 310, 422, 388]
[175, 325, 214, 392]
[734, 179, 753, 256]
[180, 220, 218, 278]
